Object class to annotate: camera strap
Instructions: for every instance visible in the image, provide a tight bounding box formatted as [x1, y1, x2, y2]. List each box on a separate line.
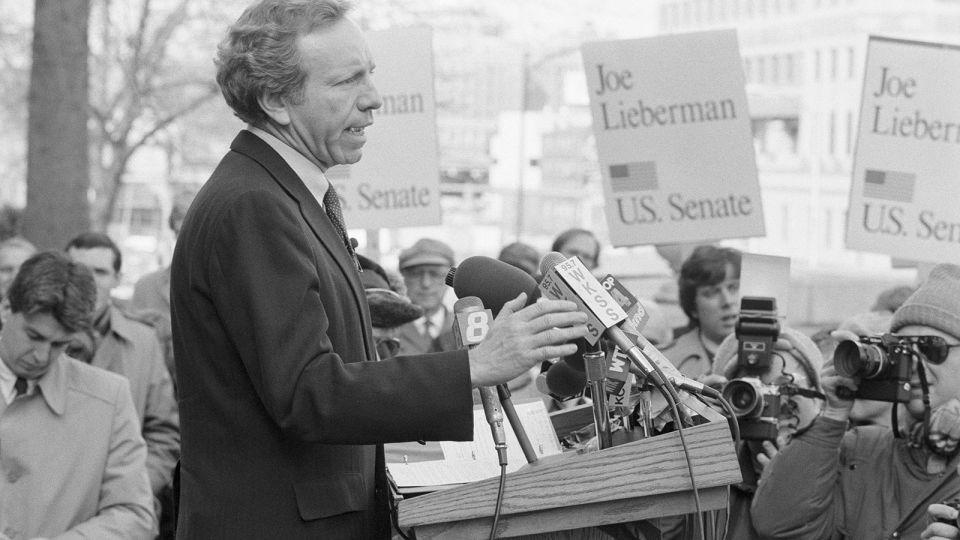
[917, 359, 933, 443]
[781, 385, 825, 400]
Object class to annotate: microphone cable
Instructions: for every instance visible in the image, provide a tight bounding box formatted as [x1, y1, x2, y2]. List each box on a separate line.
[696, 384, 741, 540]
[698, 385, 742, 448]
[643, 355, 705, 540]
[489, 463, 507, 540]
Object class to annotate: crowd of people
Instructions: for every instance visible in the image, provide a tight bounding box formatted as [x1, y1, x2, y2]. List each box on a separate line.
[4, 0, 960, 539]
[7, 218, 960, 539]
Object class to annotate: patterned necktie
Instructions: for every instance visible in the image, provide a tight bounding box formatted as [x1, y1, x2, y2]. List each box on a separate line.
[14, 376, 27, 397]
[322, 186, 360, 270]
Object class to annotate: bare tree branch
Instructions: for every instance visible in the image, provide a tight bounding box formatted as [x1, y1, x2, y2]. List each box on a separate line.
[122, 85, 218, 159]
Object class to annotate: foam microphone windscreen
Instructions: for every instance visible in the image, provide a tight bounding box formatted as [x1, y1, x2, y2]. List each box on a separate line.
[542, 359, 588, 399]
[538, 251, 567, 278]
[448, 256, 539, 317]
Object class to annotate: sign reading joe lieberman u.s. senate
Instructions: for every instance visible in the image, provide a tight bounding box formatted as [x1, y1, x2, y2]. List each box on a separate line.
[581, 30, 764, 247]
[846, 36, 960, 264]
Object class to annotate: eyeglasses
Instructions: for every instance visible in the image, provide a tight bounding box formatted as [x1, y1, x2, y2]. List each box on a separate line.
[913, 335, 960, 365]
[401, 267, 448, 283]
[376, 337, 402, 360]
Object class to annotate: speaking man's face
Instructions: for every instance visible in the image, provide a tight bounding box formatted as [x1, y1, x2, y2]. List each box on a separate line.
[279, 18, 382, 170]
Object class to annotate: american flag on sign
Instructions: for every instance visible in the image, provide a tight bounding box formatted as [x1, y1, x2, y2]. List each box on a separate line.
[609, 161, 658, 193]
[863, 169, 915, 203]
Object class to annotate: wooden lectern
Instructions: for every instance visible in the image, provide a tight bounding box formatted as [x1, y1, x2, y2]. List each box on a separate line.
[398, 420, 741, 539]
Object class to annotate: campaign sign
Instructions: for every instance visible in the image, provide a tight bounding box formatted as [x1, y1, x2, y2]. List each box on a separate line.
[846, 36, 960, 264]
[326, 26, 441, 229]
[581, 29, 764, 247]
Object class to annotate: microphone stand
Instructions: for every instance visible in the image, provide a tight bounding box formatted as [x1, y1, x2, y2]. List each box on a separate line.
[496, 384, 539, 464]
[582, 345, 612, 450]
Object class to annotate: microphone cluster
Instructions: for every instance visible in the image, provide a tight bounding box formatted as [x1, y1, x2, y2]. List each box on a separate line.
[446, 253, 713, 415]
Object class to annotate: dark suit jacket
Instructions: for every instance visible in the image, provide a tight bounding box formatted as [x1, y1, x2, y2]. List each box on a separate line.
[170, 131, 473, 539]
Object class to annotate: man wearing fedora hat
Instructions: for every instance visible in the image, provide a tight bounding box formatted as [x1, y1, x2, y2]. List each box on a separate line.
[395, 238, 457, 356]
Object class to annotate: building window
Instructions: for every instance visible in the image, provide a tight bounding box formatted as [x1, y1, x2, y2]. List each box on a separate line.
[781, 203, 791, 242]
[683, 1, 692, 24]
[829, 110, 836, 155]
[824, 208, 834, 249]
[847, 46, 856, 79]
[846, 110, 854, 155]
[814, 49, 821, 81]
[746, 0, 754, 17]
[744, 57, 753, 82]
[785, 53, 794, 83]
[732, 0, 740, 18]
[757, 56, 766, 83]
[830, 48, 838, 81]
[771, 55, 780, 84]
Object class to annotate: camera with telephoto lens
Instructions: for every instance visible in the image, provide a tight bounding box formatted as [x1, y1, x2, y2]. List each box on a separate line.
[833, 333, 924, 402]
[722, 377, 781, 441]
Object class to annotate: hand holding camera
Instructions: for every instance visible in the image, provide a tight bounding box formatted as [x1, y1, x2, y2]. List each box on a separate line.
[922, 501, 960, 539]
[818, 361, 858, 422]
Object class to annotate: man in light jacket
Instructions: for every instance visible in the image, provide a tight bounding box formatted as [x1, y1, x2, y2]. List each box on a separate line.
[0, 251, 154, 539]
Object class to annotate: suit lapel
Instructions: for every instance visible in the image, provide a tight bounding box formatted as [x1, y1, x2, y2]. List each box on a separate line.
[229, 131, 375, 360]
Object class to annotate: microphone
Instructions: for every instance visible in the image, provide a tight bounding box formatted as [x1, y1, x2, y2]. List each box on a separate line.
[538, 252, 669, 389]
[446, 256, 541, 317]
[599, 273, 650, 338]
[452, 296, 507, 466]
[539, 252, 709, 396]
[538, 357, 588, 400]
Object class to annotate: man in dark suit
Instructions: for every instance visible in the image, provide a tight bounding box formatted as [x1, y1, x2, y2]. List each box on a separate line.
[170, 1, 587, 538]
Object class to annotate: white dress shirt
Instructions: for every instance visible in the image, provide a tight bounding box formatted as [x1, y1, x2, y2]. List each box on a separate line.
[246, 126, 330, 208]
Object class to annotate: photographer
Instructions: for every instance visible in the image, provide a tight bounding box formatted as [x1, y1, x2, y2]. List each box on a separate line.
[752, 264, 960, 539]
[659, 326, 823, 539]
[712, 326, 824, 539]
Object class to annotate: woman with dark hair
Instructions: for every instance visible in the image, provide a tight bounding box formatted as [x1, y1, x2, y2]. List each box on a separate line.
[661, 245, 742, 379]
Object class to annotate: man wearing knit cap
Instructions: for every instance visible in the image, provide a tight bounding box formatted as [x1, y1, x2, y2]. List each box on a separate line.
[396, 238, 457, 355]
[753, 263, 960, 540]
[658, 326, 824, 540]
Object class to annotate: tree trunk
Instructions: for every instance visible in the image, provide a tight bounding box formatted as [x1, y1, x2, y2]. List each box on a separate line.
[24, 0, 91, 250]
